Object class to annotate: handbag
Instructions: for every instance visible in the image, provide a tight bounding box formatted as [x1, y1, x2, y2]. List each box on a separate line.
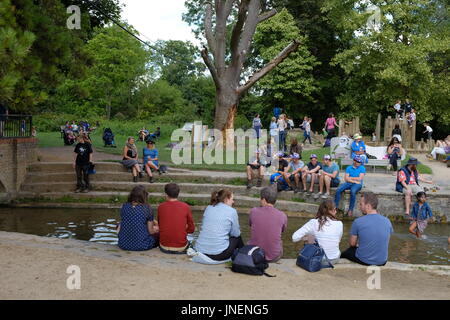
[296, 240, 334, 272]
[88, 163, 96, 175]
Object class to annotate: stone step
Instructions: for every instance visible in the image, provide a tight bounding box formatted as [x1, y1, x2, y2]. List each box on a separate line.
[23, 171, 248, 185]
[15, 191, 319, 214]
[27, 162, 189, 173]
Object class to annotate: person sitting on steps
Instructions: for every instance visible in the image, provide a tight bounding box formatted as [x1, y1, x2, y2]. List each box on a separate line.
[315, 154, 340, 200]
[246, 149, 265, 189]
[285, 153, 305, 193]
[121, 137, 143, 182]
[143, 140, 161, 183]
[301, 154, 322, 195]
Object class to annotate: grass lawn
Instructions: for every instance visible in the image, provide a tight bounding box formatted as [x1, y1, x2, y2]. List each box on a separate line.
[37, 130, 432, 174]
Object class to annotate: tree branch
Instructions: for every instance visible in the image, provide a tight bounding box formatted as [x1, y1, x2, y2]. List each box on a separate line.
[230, 0, 250, 62]
[201, 47, 220, 87]
[258, 9, 277, 23]
[204, 2, 216, 56]
[237, 40, 301, 96]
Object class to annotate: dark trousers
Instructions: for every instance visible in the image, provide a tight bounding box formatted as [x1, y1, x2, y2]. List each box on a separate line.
[205, 236, 244, 261]
[340, 247, 386, 266]
[75, 164, 90, 189]
[303, 132, 312, 144]
[389, 152, 400, 171]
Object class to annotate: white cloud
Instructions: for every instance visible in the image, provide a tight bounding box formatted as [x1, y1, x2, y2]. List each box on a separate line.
[119, 0, 200, 45]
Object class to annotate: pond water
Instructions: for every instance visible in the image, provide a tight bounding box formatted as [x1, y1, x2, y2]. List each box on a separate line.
[0, 207, 449, 265]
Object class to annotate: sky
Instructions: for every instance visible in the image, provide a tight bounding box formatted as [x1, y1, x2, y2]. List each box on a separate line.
[119, 0, 199, 45]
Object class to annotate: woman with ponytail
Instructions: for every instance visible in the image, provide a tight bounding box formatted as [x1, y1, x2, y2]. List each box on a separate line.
[122, 136, 143, 182]
[194, 189, 244, 261]
[291, 200, 343, 263]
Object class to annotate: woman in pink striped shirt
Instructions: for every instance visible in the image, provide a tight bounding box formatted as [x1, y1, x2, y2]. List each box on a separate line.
[324, 113, 339, 138]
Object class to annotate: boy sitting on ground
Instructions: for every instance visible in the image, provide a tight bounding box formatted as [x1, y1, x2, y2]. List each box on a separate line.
[157, 183, 195, 254]
[285, 153, 305, 193]
[246, 149, 265, 189]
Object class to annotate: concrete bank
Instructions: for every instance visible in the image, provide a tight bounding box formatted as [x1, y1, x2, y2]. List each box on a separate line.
[0, 231, 449, 300]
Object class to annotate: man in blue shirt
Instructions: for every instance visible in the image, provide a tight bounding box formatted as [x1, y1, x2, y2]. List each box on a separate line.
[273, 106, 282, 120]
[334, 155, 366, 217]
[341, 192, 393, 266]
[315, 154, 340, 199]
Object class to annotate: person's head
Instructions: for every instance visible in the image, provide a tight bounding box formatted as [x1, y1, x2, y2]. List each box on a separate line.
[164, 183, 180, 199]
[397, 100, 401, 104]
[290, 138, 298, 146]
[323, 154, 332, 166]
[304, 116, 308, 120]
[280, 114, 285, 120]
[329, 113, 334, 118]
[81, 133, 91, 144]
[157, 127, 160, 130]
[255, 114, 260, 118]
[146, 140, 155, 149]
[389, 137, 400, 147]
[412, 109, 415, 113]
[416, 191, 427, 204]
[291, 153, 300, 163]
[316, 200, 338, 231]
[260, 186, 277, 206]
[128, 185, 148, 205]
[353, 155, 363, 167]
[359, 192, 378, 214]
[271, 116, 276, 122]
[310, 154, 318, 165]
[308, 117, 312, 122]
[406, 98, 409, 103]
[210, 189, 234, 207]
[127, 136, 135, 145]
[406, 157, 420, 171]
[76, 135, 85, 144]
[277, 151, 285, 159]
[353, 133, 362, 141]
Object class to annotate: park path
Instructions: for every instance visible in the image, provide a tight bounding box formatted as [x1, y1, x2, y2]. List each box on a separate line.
[37, 146, 123, 162]
[412, 153, 450, 187]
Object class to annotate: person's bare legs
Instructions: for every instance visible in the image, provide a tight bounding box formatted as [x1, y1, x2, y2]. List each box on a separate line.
[404, 189, 412, 214]
[246, 166, 253, 180]
[309, 173, 317, 192]
[302, 172, 308, 191]
[132, 166, 137, 177]
[294, 173, 300, 190]
[145, 162, 153, 177]
[319, 174, 325, 193]
[409, 222, 421, 238]
[324, 175, 331, 194]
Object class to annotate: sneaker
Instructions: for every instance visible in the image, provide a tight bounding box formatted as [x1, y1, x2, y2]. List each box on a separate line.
[294, 188, 299, 194]
[286, 187, 293, 191]
[256, 179, 262, 187]
[82, 189, 89, 193]
[149, 176, 154, 183]
[321, 192, 330, 199]
[138, 171, 144, 178]
[246, 180, 252, 189]
[75, 188, 82, 193]
[313, 192, 321, 199]
[133, 176, 138, 183]
[306, 191, 312, 196]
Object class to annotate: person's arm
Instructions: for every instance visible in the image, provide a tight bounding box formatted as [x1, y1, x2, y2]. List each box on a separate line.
[310, 165, 321, 174]
[349, 221, 359, 247]
[325, 170, 338, 179]
[73, 150, 77, 169]
[186, 208, 195, 233]
[123, 146, 130, 159]
[418, 175, 433, 184]
[147, 221, 159, 235]
[282, 215, 288, 233]
[88, 144, 93, 163]
[292, 220, 315, 242]
[229, 210, 241, 237]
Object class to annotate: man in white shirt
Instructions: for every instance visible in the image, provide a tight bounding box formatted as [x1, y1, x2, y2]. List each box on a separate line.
[423, 123, 433, 142]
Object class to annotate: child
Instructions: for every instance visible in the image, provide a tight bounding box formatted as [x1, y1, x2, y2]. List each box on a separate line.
[423, 123, 433, 142]
[407, 109, 416, 128]
[372, 132, 377, 142]
[408, 192, 433, 239]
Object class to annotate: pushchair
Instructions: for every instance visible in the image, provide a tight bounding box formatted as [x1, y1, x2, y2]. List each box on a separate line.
[102, 128, 116, 147]
[63, 130, 76, 146]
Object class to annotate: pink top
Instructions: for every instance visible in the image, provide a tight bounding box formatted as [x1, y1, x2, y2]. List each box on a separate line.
[325, 117, 337, 130]
[248, 206, 288, 261]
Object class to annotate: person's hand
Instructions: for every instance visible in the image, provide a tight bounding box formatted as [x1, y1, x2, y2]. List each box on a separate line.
[72, 162, 76, 169]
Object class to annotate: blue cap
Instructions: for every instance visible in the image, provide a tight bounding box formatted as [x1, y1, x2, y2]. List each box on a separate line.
[310, 154, 318, 159]
[291, 153, 300, 159]
[353, 155, 363, 163]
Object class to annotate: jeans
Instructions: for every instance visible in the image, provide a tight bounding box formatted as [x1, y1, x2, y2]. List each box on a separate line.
[205, 236, 244, 261]
[334, 182, 362, 211]
[303, 132, 311, 144]
[389, 152, 400, 170]
[75, 164, 90, 190]
[341, 247, 386, 266]
[254, 126, 261, 139]
[279, 131, 286, 151]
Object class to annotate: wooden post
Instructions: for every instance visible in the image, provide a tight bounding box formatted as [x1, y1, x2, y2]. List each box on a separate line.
[338, 119, 344, 136]
[376, 113, 381, 145]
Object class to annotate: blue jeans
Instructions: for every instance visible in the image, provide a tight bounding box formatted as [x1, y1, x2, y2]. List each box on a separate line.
[279, 131, 286, 151]
[334, 182, 362, 211]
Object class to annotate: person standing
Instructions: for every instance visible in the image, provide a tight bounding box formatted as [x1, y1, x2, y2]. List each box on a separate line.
[302, 117, 312, 145]
[269, 117, 279, 146]
[408, 192, 433, 239]
[277, 114, 288, 152]
[248, 187, 288, 263]
[73, 134, 93, 193]
[394, 100, 402, 119]
[273, 106, 282, 121]
[157, 183, 195, 254]
[334, 155, 366, 217]
[423, 123, 433, 142]
[341, 192, 393, 266]
[395, 157, 433, 215]
[324, 113, 339, 138]
[252, 114, 262, 140]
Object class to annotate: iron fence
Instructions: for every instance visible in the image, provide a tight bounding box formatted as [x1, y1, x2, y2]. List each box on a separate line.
[0, 114, 33, 138]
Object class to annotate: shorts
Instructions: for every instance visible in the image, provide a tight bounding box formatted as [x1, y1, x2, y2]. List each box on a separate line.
[247, 163, 261, 170]
[402, 184, 423, 195]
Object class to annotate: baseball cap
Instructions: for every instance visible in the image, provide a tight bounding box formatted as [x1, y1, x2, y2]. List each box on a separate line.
[310, 154, 318, 159]
[353, 133, 362, 140]
[323, 154, 331, 160]
[353, 155, 363, 163]
[291, 153, 300, 159]
[277, 151, 285, 157]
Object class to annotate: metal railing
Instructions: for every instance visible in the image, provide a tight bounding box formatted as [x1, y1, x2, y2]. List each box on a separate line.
[0, 114, 33, 138]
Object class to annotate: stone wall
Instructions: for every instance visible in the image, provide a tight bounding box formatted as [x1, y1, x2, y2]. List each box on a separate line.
[0, 138, 38, 200]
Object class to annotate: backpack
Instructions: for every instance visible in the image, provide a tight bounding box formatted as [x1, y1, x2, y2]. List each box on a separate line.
[231, 245, 274, 277]
[296, 241, 334, 272]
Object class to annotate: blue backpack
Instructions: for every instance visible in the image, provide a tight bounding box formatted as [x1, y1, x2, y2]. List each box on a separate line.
[296, 241, 334, 272]
[231, 245, 275, 277]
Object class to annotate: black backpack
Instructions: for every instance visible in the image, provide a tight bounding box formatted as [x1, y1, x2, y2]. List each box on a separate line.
[231, 245, 274, 277]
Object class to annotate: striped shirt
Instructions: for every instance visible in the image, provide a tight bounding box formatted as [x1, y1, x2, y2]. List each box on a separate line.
[194, 203, 241, 255]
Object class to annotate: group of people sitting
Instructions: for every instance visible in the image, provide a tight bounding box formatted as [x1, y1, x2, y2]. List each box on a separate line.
[117, 184, 394, 267]
[62, 120, 95, 146]
[121, 137, 166, 183]
[138, 127, 160, 142]
[427, 135, 450, 163]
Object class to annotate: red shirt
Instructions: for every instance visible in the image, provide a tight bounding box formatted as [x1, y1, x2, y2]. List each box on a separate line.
[398, 170, 418, 185]
[157, 200, 195, 248]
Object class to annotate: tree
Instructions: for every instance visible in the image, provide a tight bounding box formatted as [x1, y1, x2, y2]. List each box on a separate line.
[323, 0, 450, 130]
[195, 0, 300, 133]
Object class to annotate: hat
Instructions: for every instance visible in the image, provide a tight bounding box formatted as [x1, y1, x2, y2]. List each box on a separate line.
[406, 157, 420, 165]
[277, 151, 285, 157]
[291, 153, 300, 159]
[323, 154, 331, 160]
[310, 154, 318, 159]
[353, 133, 362, 140]
[147, 140, 155, 145]
[353, 155, 363, 163]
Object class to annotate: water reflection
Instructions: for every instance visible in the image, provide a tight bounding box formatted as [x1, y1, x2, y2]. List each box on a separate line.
[0, 207, 448, 265]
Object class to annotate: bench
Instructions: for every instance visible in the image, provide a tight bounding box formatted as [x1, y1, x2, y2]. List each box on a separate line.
[331, 137, 405, 173]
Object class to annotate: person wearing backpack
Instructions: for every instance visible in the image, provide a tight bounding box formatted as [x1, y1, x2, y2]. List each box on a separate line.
[194, 189, 244, 261]
[248, 187, 288, 263]
[292, 200, 343, 264]
[340, 192, 393, 266]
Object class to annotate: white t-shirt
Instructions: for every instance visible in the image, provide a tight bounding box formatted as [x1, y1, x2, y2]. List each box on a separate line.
[292, 218, 343, 260]
[425, 126, 433, 133]
[277, 119, 286, 132]
[394, 103, 401, 111]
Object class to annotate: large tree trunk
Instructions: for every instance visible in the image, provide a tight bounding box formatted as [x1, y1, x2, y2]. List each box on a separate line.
[214, 88, 239, 149]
